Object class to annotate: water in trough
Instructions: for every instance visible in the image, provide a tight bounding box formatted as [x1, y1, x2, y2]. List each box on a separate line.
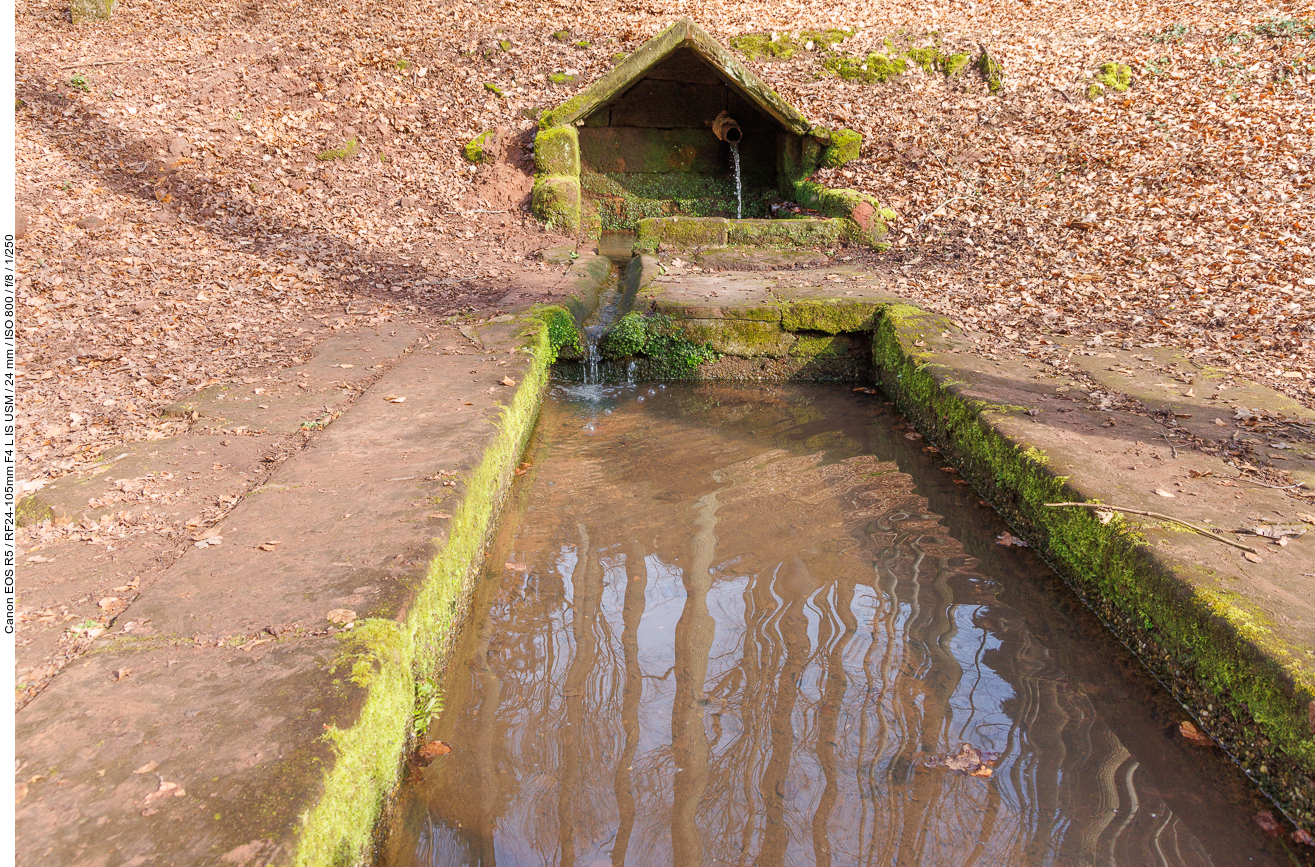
[379, 380, 1290, 867]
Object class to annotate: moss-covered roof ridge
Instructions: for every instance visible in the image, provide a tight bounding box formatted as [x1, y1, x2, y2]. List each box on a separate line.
[540, 17, 814, 136]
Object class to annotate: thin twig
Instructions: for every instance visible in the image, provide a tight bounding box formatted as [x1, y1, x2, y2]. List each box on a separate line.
[1044, 502, 1259, 554]
[61, 56, 192, 68]
[1234, 474, 1306, 491]
[1161, 431, 1178, 459]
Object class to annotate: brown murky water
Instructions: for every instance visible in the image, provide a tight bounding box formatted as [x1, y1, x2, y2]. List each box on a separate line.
[380, 382, 1291, 867]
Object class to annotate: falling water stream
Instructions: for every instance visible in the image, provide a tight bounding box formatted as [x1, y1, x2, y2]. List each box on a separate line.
[730, 142, 742, 220]
[379, 382, 1293, 867]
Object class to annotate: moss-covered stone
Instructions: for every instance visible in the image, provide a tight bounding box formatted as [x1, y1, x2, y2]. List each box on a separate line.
[462, 130, 496, 165]
[596, 312, 718, 375]
[820, 128, 861, 168]
[905, 47, 972, 77]
[534, 125, 581, 177]
[70, 0, 114, 23]
[789, 333, 853, 358]
[552, 29, 571, 41]
[548, 72, 579, 86]
[869, 303, 1315, 831]
[943, 52, 971, 76]
[726, 217, 846, 247]
[975, 45, 1005, 94]
[824, 52, 907, 83]
[1095, 61, 1133, 92]
[531, 175, 581, 232]
[533, 305, 585, 361]
[728, 29, 854, 61]
[678, 319, 797, 357]
[295, 314, 558, 867]
[635, 216, 729, 252]
[782, 300, 881, 333]
[16, 495, 54, 528]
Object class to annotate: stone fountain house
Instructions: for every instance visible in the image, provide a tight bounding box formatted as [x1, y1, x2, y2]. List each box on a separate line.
[530, 18, 893, 249]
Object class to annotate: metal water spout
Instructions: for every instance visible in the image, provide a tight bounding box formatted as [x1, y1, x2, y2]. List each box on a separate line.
[712, 111, 742, 143]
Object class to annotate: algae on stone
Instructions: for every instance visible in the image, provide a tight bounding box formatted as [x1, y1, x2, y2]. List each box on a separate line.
[462, 131, 496, 165]
[728, 29, 854, 61]
[820, 128, 862, 167]
[823, 52, 907, 83]
[534, 125, 581, 176]
[975, 45, 1005, 93]
[531, 175, 582, 232]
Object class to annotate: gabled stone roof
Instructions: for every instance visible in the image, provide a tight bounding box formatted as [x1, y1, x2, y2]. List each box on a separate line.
[540, 18, 815, 135]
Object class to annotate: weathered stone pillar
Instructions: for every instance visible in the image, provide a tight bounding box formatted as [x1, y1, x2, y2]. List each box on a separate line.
[531, 125, 582, 232]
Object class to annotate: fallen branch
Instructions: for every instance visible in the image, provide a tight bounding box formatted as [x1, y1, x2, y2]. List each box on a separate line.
[1044, 502, 1259, 554]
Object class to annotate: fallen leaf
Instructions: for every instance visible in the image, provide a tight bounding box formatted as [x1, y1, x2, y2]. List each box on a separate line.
[505, 562, 527, 572]
[1244, 552, 1263, 564]
[133, 761, 159, 775]
[256, 542, 280, 552]
[500, 375, 516, 386]
[98, 597, 121, 610]
[110, 667, 132, 681]
[1095, 509, 1114, 525]
[1187, 469, 1213, 478]
[927, 743, 997, 778]
[1254, 810, 1281, 836]
[143, 780, 186, 805]
[1178, 720, 1214, 747]
[384, 395, 406, 403]
[416, 741, 452, 764]
[326, 608, 357, 625]
[1294, 828, 1315, 847]
[25, 555, 52, 563]
[996, 532, 1029, 547]
[1154, 489, 1176, 498]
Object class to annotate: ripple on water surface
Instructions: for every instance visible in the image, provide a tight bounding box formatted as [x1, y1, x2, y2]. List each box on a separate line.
[380, 381, 1293, 867]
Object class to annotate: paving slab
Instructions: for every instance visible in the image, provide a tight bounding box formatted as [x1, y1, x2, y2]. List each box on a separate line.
[160, 323, 424, 435]
[15, 314, 559, 867]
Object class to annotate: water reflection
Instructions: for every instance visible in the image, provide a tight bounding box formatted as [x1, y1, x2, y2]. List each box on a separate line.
[382, 383, 1286, 867]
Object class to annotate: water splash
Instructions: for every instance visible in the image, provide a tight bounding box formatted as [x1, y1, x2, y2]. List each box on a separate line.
[730, 142, 742, 220]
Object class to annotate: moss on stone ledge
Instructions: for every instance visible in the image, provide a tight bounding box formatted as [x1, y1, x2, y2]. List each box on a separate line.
[869, 303, 1315, 832]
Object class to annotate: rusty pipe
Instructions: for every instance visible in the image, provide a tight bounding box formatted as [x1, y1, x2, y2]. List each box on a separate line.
[712, 112, 742, 143]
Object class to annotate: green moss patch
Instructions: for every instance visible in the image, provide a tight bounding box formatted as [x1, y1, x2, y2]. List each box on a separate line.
[531, 175, 581, 232]
[823, 52, 907, 83]
[975, 46, 1005, 93]
[462, 130, 496, 164]
[1095, 61, 1133, 92]
[316, 138, 359, 162]
[820, 128, 861, 167]
[598, 311, 718, 376]
[729, 29, 853, 61]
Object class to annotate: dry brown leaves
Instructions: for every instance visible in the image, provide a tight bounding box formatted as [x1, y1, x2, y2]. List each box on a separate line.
[14, 0, 1314, 493]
